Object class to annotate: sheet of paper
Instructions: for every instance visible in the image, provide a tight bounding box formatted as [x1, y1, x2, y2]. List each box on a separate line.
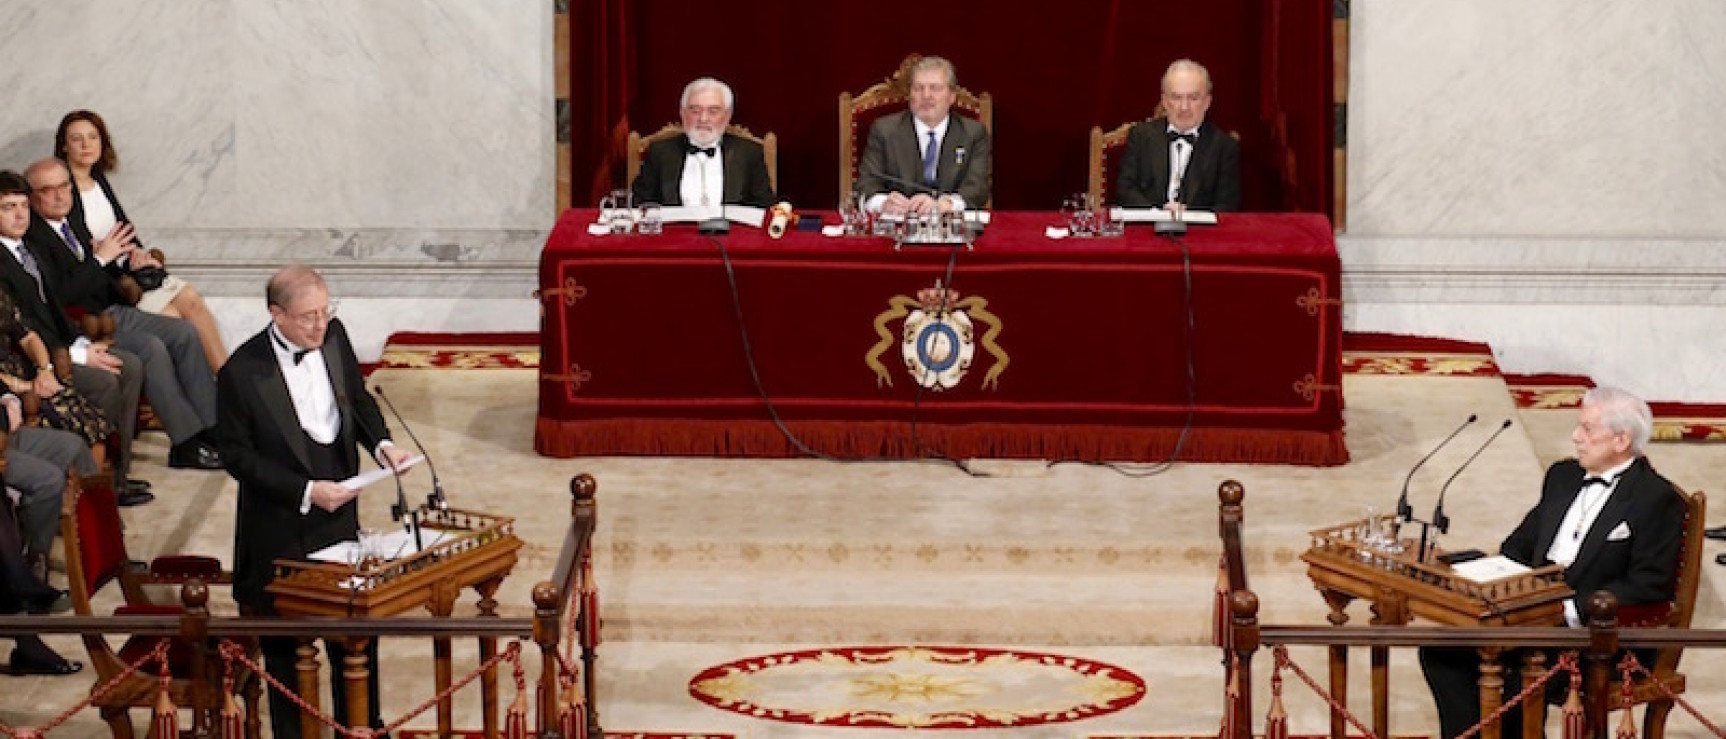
[1450, 555, 1531, 584]
[307, 527, 452, 564]
[1111, 207, 1219, 225]
[339, 455, 425, 491]
[723, 205, 767, 227]
[658, 205, 723, 223]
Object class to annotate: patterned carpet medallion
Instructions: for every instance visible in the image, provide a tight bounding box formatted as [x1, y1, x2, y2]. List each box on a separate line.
[687, 645, 1146, 728]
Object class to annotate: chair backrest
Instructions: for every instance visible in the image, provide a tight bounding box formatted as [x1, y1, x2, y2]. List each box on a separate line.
[625, 122, 779, 195]
[59, 472, 133, 617]
[838, 53, 993, 208]
[1654, 486, 1704, 673]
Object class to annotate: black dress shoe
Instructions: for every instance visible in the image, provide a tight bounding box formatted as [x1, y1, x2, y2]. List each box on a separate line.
[1706, 525, 1726, 541]
[167, 440, 223, 470]
[117, 488, 156, 507]
[1717, 552, 1726, 566]
[126, 478, 153, 491]
[4, 647, 83, 676]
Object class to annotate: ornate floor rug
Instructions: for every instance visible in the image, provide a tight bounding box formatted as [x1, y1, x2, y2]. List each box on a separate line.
[687, 645, 1145, 729]
[400, 732, 732, 739]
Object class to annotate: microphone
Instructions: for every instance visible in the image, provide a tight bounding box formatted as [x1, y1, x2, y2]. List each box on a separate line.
[373, 385, 448, 511]
[1432, 419, 1514, 535]
[857, 165, 942, 198]
[1397, 414, 1477, 522]
[386, 451, 422, 552]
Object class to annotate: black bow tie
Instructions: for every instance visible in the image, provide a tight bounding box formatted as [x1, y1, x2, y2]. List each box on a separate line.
[687, 145, 717, 157]
[292, 349, 313, 365]
[272, 329, 314, 365]
[1167, 130, 1197, 145]
[1581, 475, 1613, 488]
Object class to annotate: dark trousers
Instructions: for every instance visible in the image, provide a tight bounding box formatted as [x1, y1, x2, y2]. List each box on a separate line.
[1420, 645, 1653, 739]
[246, 602, 383, 739]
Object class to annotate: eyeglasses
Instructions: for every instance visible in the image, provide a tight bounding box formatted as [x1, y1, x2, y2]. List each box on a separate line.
[289, 300, 339, 330]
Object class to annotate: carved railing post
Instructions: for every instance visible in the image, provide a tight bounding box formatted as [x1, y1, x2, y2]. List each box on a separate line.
[181, 579, 213, 739]
[1230, 589, 1261, 739]
[1584, 591, 1619, 739]
[570, 473, 601, 738]
[532, 582, 563, 739]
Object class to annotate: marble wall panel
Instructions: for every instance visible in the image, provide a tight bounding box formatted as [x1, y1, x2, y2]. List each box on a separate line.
[1349, 0, 1726, 237]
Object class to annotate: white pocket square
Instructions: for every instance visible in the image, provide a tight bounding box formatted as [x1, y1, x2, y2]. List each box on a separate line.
[1607, 521, 1632, 541]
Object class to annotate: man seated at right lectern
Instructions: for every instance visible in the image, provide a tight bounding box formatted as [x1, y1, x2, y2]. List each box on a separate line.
[1419, 386, 1683, 739]
[856, 55, 991, 216]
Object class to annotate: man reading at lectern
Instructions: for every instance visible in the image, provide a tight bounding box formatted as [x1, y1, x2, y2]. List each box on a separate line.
[630, 77, 776, 208]
[856, 55, 991, 215]
[216, 265, 412, 739]
[1114, 59, 1241, 213]
[1419, 386, 1682, 739]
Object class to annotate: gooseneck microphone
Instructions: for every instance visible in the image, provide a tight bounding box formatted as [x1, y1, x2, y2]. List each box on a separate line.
[1398, 414, 1478, 522]
[1432, 419, 1515, 535]
[373, 385, 448, 511]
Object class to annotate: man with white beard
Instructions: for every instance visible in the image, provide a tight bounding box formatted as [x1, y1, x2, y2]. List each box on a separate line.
[630, 77, 776, 208]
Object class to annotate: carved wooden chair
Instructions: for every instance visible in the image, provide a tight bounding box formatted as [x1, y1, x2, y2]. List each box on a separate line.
[60, 472, 262, 739]
[625, 123, 779, 195]
[838, 53, 992, 208]
[1604, 486, 1704, 739]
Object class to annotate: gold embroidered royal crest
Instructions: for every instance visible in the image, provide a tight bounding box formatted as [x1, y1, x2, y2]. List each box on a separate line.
[866, 282, 1008, 391]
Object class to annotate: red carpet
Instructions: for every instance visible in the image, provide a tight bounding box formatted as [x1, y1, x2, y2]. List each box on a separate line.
[400, 732, 732, 739]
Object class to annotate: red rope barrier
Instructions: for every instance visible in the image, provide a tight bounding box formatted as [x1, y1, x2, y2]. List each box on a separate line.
[1272, 645, 1378, 739]
[1615, 652, 1726, 738]
[218, 638, 523, 738]
[0, 639, 171, 738]
[1452, 651, 1579, 739]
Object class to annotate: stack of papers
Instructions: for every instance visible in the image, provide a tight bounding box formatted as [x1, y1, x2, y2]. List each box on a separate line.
[308, 528, 452, 565]
[1450, 555, 1531, 584]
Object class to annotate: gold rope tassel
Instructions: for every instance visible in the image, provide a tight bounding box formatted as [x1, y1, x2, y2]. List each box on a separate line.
[1616, 656, 1639, 739]
[1264, 666, 1289, 739]
[558, 672, 589, 739]
[1219, 654, 1241, 739]
[220, 689, 246, 739]
[1212, 554, 1230, 649]
[151, 656, 179, 739]
[505, 646, 529, 739]
[1560, 676, 1586, 739]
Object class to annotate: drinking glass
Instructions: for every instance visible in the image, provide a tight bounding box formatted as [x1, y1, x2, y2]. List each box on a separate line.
[637, 203, 663, 235]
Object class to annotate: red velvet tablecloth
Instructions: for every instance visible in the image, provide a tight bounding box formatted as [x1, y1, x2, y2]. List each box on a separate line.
[536, 210, 1346, 464]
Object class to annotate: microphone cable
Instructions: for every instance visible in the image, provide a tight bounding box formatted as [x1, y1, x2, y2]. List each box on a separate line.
[1050, 230, 1198, 478]
[705, 234, 984, 475]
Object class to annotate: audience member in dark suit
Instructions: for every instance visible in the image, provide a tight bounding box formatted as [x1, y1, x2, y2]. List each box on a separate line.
[857, 55, 991, 214]
[1115, 59, 1242, 213]
[1, 487, 82, 676]
[56, 110, 228, 371]
[24, 158, 223, 474]
[215, 265, 411, 739]
[1419, 386, 1684, 739]
[630, 78, 775, 208]
[0, 171, 154, 502]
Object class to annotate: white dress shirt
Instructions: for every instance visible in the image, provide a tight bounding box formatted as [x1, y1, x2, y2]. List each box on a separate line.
[1167, 124, 1200, 204]
[1546, 456, 1635, 625]
[79, 183, 119, 242]
[678, 139, 724, 207]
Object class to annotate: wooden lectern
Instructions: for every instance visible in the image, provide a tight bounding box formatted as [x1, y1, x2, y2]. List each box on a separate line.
[268, 506, 522, 739]
[1302, 515, 1572, 739]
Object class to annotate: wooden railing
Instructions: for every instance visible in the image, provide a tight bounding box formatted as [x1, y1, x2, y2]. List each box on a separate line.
[0, 473, 601, 739]
[1215, 480, 1720, 739]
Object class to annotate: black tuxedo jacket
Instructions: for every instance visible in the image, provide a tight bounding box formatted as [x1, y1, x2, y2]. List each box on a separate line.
[0, 238, 80, 349]
[215, 318, 391, 610]
[1500, 457, 1684, 616]
[25, 215, 126, 315]
[67, 166, 144, 248]
[1115, 117, 1241, 211]
[630, 133, 775, 208]
[856, 111, 991, 207]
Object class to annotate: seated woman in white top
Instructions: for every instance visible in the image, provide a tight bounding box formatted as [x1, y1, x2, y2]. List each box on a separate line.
[55, 110, 227, 371]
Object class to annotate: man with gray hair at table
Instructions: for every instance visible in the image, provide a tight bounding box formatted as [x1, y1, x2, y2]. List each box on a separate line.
[1419, 385, 1683, 739]
[1114, 58, 1241, 213]
[630, 77, 776, 209]
[856, 54, 992, 216]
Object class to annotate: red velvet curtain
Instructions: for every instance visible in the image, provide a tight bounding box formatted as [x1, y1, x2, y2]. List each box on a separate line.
[571, 0, 1332, 216]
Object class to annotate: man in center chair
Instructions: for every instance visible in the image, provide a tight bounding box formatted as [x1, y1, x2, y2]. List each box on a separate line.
[630, 77, 775, 209]
[857, 55, 991, 215]
[1115, 58, 1241, 213]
